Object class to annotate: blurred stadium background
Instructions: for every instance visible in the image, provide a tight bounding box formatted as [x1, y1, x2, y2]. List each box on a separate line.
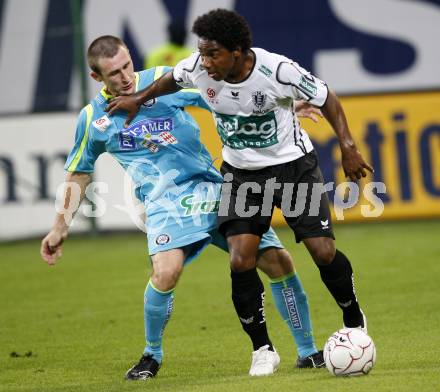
[1, 1, 440, 391]
[1, 0, 440, 239]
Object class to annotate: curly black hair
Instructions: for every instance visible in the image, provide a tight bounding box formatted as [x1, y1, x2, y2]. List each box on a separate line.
[192, 9, 252, 52]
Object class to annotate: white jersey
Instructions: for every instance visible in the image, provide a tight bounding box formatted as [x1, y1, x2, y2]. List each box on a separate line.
[173, 47, 328, 170]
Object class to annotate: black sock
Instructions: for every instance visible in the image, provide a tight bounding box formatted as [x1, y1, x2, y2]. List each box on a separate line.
[231, 268, 273, 351]
[317, 250, 363, 327]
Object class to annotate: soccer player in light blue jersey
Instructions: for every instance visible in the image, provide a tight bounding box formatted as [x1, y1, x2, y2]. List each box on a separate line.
[40, 36, 324, 380]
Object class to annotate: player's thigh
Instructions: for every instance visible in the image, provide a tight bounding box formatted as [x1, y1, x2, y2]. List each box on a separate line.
[218, 161, 273, 236]
[281, 153, 335, 243]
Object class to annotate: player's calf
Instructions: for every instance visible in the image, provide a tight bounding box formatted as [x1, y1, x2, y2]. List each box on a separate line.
[310, 244, 364, 329]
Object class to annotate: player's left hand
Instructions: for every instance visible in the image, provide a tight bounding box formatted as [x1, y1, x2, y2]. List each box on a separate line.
[295, 101, 323, 123]
[40, 229, 67, 265]
[105, 95, 141, 127]
[340, 143, 374, 181]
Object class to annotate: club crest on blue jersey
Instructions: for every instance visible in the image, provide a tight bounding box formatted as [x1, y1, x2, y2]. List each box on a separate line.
[118, 118, 176, 150]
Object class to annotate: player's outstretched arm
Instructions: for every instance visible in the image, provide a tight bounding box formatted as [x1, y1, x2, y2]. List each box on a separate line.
[105, 71, 182, 127]
[321, 90, 373, 181]
[40, 172, 92, 266]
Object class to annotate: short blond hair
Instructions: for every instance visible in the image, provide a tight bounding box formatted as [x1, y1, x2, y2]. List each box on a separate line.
[87, 35, 128, 74]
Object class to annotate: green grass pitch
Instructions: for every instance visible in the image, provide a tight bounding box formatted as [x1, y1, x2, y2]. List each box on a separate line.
[1, 221, 440, 391]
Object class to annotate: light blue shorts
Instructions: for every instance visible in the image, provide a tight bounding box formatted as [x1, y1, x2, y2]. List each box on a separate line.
[148, 225, 283, 264]
[145, 182, 283, 263]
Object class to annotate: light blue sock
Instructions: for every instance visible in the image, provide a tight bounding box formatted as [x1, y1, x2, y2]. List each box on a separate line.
[270, 272, 317, 358]
[143, 280, 174, 364]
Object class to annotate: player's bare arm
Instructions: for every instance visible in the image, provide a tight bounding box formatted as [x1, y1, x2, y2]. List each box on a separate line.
[295, 101, 323, 123]
[321, 90, 373, 181]
[105, 71, 181, 127]
[40, 172, 92, 265]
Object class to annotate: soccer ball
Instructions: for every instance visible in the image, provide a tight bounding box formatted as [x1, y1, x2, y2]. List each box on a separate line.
[324, 328, 376, 376]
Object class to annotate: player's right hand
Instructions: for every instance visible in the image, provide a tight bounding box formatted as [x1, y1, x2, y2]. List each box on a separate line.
[40, 230, 67, 265]
[105, 95, 141, 127]
[295, 101, 323, 123]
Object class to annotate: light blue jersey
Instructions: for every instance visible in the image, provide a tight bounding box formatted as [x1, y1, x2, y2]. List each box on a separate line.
[65, 66, 282, 261]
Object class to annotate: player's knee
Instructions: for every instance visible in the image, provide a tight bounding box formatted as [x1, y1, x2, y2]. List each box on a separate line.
[310, 244, 336, 266]
[230, 253, 257, 273]
[152, 265, 182, 291]
[271, 248, 294, 274]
